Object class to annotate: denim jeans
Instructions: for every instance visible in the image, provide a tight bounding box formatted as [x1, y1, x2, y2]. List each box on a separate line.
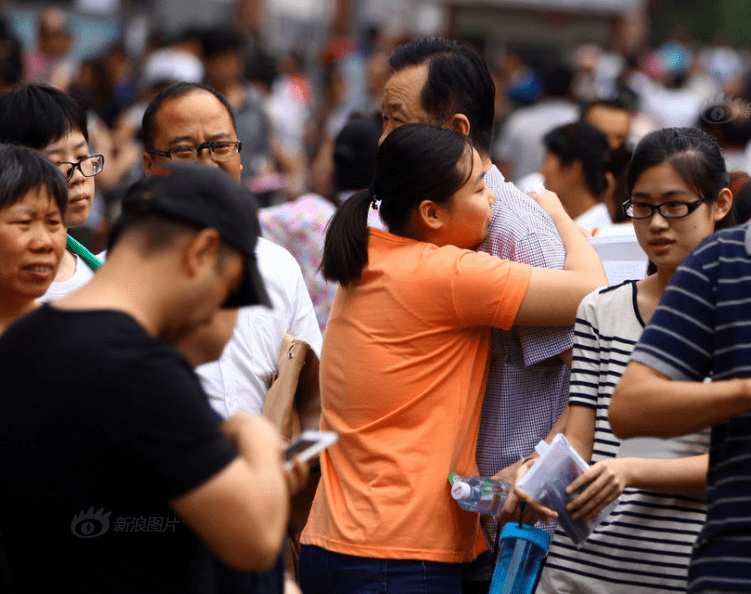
[298, 544, 462, 594]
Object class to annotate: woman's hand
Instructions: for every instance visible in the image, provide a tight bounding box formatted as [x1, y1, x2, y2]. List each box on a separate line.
[566, 458, 632, 521]
[526, 189, 568, 223]
[506, 458, 558, 526]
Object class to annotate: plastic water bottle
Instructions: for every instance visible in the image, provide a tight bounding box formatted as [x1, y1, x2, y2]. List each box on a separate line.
[489, 523, 550, 594]
[449, 473, 510, 515]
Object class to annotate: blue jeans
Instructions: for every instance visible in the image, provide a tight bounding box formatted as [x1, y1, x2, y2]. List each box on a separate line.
[298, 545, 462, 594]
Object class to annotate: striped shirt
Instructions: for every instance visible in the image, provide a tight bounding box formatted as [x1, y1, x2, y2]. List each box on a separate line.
[631, 223, 751, 593]
[539, 281, 708, 594]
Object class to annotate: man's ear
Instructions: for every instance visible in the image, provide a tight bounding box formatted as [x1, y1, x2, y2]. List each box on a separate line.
[184, 228, 222, 277]
[143, 151, 154, 175]
[447, 113, 471, 136]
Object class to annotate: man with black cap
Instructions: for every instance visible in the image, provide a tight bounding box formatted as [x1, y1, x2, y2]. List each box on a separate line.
[0, 163, 302, 593]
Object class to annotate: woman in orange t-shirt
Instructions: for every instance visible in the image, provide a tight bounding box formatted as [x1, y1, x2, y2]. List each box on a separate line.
[298, 123, 606, 594]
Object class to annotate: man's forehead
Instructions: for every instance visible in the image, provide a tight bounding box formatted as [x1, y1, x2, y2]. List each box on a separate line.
[153, 90, 235, 136]
[383, 65, 428, 107]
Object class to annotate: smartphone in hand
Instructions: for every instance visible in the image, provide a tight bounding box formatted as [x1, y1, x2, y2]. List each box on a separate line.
[283, 430, 338, 471]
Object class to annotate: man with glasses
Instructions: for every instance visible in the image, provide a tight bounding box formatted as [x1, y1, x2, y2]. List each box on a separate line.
[141, 81, 321, 408]
[141, 80, 321, 594]
[0, 83, 106, 297]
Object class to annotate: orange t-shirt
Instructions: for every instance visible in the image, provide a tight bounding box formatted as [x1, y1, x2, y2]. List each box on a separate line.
[301, 228, 532, 563]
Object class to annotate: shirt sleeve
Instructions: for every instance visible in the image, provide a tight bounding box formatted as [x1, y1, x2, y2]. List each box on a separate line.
[568, 289, 604, 410]
[511, 229, 575, 366]
[285, 256, 324, 356]
[450, 250, 533, 331]
[631, 241, 719, 381]
[483, 201, 574, 367]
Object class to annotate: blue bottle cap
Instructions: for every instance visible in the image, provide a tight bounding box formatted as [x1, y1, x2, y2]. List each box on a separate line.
[500, 523, 551, 553]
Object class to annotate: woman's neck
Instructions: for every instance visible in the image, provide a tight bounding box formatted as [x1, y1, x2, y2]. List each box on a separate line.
[54, 249, 77, 283]
[635, 266, 676, 324]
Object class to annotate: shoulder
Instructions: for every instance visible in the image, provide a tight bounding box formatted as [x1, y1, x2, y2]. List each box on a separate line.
[481, 181, 564, 263]
[255, 237, 305, 282]
[582, 281, 634, 309]
[677, 225, 748, 280]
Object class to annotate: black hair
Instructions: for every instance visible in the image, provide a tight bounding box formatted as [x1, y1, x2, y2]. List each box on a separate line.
[582, 97, 635, 118]
[732, 175, 751, 225]
[626, 127, 735, 229]
[322, 123, 472, 285]
[0, 36, 22, 88]
[141, 82, 237, 150]
[0, 84, 89, 148]
[333, 113, 381, 197]
[0, 143, 68, 216]
[245, 47, 277, 90]
[542, 64, 573, 98]
[388, 37, 494, 154]
[200, 27, 245, 59]
[544, 122, 610, 198]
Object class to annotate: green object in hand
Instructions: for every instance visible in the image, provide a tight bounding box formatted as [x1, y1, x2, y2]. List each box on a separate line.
[66, 234, 102, 271]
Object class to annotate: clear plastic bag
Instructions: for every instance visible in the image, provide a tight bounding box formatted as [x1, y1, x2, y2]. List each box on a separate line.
[516, 434, 619, 547]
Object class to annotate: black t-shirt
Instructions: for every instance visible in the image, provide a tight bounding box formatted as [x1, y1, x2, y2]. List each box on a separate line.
[0, 306, 237, 593]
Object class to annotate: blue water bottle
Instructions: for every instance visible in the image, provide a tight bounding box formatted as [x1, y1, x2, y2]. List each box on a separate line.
[488, 523, 550, 594]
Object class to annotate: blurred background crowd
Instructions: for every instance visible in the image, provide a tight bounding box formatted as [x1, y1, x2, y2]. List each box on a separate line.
[3, 0, 751, 250]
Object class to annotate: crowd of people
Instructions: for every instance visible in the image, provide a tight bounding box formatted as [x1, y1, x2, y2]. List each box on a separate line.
[2, 5, 751, 594]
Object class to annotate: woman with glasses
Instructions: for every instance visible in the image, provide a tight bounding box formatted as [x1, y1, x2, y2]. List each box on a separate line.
[0, 84, 105, 300]
[519, 127, 735, 594]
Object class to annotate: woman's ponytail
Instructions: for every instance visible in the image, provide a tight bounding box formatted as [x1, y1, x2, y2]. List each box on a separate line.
[321, 188, 373, 285]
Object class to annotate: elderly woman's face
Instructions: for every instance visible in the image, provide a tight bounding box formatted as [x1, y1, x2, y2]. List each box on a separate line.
[0, 186, 66, 303]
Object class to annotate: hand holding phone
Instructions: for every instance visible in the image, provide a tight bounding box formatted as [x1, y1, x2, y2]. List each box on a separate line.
[283, 430, 338, 471]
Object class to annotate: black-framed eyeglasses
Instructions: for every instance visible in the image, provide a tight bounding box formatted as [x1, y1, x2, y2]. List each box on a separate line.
[147, 141, 242, 162]
[622, 197, 708, 220]
[57, 154, 105, 181]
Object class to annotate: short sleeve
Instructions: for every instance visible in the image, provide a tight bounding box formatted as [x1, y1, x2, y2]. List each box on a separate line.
[568, 289, 605, 410]
[631, 242, 718, 381]
[450, 250, 532, 330]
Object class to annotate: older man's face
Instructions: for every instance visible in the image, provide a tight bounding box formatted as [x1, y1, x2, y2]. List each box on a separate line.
[143, 89, 242, 182]
[379, 62, 433, 145]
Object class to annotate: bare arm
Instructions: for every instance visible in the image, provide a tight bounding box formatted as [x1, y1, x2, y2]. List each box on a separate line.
[610, 362, 751, 439]
[514, 191, 607, 327]
[169, 414, 290, 571]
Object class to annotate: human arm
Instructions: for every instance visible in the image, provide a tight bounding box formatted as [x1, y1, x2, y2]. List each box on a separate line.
[169, 413, 290, 571]
[564, 454, 708, 521]
[610, 362, 751, 439]
[513, 190, 607, 326]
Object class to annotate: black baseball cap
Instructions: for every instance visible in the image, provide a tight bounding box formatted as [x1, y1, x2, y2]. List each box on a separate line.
[114, 163, 270, 308]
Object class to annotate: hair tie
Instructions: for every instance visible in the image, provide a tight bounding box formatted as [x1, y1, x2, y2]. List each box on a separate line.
[367, 183, 379, 210]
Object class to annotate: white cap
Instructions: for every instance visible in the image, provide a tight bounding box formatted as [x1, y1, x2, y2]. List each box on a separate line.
[451, 482, 471, 501]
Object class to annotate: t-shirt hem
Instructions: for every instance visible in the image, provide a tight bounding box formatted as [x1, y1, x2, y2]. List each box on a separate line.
[300, 534, 477, 564]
